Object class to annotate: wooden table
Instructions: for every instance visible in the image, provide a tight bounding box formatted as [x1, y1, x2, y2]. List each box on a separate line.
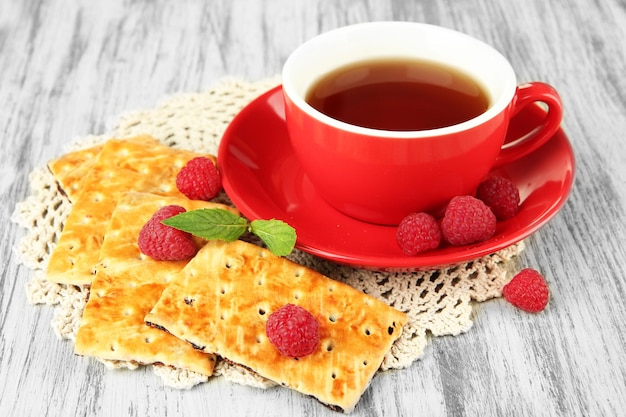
[2, 0, 625, 416]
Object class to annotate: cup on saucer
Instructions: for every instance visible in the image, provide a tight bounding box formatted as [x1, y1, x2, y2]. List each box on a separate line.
[282, 22, 563, 226]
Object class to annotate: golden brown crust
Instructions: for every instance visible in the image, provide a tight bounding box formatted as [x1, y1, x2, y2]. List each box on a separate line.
[46, 135, 217, 286]
[74, 192, 237, 376]
[48, 144, 104, 202]
[146, 240, 408, 412]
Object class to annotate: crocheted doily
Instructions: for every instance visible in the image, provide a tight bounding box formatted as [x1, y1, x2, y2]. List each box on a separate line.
[12, 78, 525, 390]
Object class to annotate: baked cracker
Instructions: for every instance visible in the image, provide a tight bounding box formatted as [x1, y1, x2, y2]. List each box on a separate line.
[46, 135, 215, 286]
[48, 144, 104, 202]
[74, 192, 237, 376]
[145, 240, 408, 413]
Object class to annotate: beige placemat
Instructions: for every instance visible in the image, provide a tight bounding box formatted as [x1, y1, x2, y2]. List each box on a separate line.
[11, 77, 524, 389]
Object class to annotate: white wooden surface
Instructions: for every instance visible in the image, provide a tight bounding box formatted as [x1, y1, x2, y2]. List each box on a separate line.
[2, 0, 626, 416]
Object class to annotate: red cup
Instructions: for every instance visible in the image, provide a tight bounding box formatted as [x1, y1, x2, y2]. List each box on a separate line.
[282, 22, 562, 225]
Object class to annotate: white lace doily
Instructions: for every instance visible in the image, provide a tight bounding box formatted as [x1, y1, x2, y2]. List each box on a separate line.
[11, 77, 524, 389]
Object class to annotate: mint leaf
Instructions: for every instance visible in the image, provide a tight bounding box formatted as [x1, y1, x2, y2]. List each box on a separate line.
[163, 208, 248, 242]
[162, 208, 297, 256]
[250, 219, 297, 257]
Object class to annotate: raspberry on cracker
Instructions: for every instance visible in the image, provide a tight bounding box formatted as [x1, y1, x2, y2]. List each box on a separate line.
[176, 156, 222, 201]
[138, 205, 198, 261]
[266, 304, 320, 358]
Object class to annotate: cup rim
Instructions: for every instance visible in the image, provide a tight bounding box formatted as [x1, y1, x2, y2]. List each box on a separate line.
[282, 22, 517, 139]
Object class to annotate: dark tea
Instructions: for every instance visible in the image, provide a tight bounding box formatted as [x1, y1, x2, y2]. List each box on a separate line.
[305, 58, 490, 131]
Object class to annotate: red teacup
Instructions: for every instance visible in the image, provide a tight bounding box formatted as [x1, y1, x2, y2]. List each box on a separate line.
[282, 22, 562, 225]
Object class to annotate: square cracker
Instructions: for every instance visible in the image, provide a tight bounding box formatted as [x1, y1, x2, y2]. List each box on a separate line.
[145, 240, 408, 412]
[48, 144, 104, 202]
[46, 135, 215, 286]
[74, 192, 237, 376]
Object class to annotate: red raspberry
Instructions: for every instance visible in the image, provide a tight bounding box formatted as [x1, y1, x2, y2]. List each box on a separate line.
[266, 304, 320, 358]
[502, 268, 549, 313]
[137, 205, 198, 261]
[476, 176, 520, 220]
[396, 212, 441, 255]
[441, 195, 496, 246]
[176, 157, 222, 201]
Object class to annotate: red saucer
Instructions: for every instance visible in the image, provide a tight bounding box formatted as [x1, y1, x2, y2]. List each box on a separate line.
[218, 86, 575, 270]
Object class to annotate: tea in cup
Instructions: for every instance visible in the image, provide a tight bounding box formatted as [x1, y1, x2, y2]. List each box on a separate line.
[282, 22, 562, 225]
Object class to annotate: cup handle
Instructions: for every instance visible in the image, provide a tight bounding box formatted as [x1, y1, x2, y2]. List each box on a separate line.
[494, 82, 563, 167]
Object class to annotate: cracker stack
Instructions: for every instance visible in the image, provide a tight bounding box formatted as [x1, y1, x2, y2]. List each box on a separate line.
[146, 239, 408, 412]
[47, 136, 235, 374]
[46, 136, 409, 412]
[74, 192, 237, 375]
[46, 135, 212, 286]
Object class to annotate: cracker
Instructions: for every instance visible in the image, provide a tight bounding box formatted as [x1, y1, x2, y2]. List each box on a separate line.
[74, 192, 237, 375]
[48, 144, 104, 202]
[145, 240, 408, 412]
[46, 135, 215, 285]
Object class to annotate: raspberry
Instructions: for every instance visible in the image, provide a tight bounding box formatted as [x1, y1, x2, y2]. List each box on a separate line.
[396, 212, 441, 255]
[476, 176, 520, 220]
[502, 268, 549, 313]
[137, 205, 198, 261]
[441, 195, 496, 246]
[176, 157, 222, 201]
[266, 304, 320, 358]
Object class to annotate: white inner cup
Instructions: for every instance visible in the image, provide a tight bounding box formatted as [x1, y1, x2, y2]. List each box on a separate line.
[282, 22, 517, 137]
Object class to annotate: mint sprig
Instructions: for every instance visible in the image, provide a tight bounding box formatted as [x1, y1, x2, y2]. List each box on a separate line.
[249, 219, 297, 257]
[162, 208, 297, 256]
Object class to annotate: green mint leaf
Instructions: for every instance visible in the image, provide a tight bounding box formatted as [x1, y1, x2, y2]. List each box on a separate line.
[250, 219, 297, 257]
[163, 208, 248, 242]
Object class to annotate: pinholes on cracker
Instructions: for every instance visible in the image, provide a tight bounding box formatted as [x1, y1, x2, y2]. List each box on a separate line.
[145, 240, 408, 413]
[74, 192, 238, 375]
[46, 136, 217, 286]
[48, 144, 104, 202]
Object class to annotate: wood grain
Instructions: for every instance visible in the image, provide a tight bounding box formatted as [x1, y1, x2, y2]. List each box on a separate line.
[2, 0, 626, 416]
